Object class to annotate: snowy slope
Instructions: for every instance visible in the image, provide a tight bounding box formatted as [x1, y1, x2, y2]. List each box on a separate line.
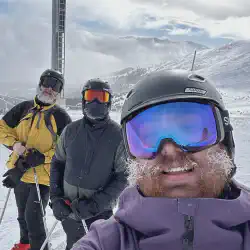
[0, 105, 249, 249]
[107, 40, 250, 99]
[157, 40, 250, 89]
[118, 36, 208, 66]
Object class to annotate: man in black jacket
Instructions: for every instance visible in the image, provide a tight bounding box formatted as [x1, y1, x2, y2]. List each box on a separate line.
[50, 79, 127, 250]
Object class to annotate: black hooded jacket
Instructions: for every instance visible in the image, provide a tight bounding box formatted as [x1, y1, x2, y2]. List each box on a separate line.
[50, 116, 127, 218]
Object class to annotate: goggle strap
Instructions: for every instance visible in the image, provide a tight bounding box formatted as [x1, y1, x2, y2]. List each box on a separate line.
[221, 110, 233, 132]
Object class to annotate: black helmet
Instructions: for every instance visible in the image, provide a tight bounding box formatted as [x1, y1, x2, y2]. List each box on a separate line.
[82, 78, 112, 95]
[121, 69, 236, 175]
[39, 69, 64, 88]
[82, 78, 112, 105]
[81, 78, 112, 121]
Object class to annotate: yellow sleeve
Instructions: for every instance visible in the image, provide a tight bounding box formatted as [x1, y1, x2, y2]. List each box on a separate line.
[0, 101, 33, 148]
[0, 119, 18, 147]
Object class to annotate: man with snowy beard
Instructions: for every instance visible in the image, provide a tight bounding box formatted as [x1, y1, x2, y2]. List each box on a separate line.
[72, 70, 250, 250]
[0, 69, 71, 250]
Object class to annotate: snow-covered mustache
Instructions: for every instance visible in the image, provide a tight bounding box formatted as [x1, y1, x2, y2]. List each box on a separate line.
[126, 147, 233, 186]
[126, 154, 197, 186]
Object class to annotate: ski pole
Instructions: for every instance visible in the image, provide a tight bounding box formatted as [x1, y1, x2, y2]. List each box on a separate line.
[65, 200, 88, 233]
[33, 168, 51, 250]
[0, 188, 11, 225]
[82, 219, 88, 233]
[40, 220, 58, 250]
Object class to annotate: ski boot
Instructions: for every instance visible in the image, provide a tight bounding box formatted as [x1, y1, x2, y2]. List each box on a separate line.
[11, 243, 31, 250]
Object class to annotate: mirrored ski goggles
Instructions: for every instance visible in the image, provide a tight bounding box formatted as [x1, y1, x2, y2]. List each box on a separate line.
[83, 89, 110, 103]
[125, 101, 224, 159]
[41, 77, 63, 93]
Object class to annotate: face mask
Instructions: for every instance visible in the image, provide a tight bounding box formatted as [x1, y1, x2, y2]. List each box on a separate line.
[83, 101, 109, 120]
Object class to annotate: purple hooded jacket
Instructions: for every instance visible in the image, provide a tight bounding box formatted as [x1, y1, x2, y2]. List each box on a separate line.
[72, 180, 250, 250]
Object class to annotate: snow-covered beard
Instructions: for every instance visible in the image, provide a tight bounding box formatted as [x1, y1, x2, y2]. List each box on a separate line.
[126, 146, 234, 198]
[36, 86, 59, 104]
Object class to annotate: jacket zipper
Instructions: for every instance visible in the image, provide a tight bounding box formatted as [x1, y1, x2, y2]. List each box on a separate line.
[79, 121, 87, 188]
[182, 215, 194, 250]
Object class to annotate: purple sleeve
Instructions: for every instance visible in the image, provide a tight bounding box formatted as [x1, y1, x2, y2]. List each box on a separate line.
[71, 226, 101, 250]
[72, 217, 121, 250]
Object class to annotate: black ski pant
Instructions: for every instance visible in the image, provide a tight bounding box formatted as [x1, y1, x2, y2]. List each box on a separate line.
[14, 181, 50, 250]
[62, 210, 113, 250]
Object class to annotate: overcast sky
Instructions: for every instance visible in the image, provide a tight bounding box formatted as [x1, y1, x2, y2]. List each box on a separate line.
[0, 0, 249, 91]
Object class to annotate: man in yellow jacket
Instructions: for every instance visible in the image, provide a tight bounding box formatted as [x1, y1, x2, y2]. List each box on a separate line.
[0, 69, 72, 250]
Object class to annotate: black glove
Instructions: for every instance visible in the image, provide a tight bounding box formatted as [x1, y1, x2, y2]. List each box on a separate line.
[25, 148, 45, 168]
[2, 157, 29, 188]
[71, 198, 99, 220]
[51, 198, 72, 221]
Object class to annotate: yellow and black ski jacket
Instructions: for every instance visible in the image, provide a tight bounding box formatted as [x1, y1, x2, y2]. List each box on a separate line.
[0, 97, 72, 186]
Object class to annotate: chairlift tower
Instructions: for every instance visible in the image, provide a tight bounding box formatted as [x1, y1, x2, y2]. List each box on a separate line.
[52, 0, 66, 101]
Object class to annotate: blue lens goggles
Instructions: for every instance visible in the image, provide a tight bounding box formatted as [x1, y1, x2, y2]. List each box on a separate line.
[125, 101, 227, 159]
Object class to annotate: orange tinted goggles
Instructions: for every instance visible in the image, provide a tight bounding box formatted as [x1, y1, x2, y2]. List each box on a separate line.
[83, 89, 110, 103]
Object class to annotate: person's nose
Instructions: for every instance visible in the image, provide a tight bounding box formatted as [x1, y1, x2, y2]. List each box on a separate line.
[160, 141, 183, 158]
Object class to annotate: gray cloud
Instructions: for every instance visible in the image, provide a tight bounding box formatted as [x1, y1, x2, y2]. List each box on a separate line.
[0, 0, 249, 98]
[0, 1, 205, 96]
[134, 0, 250, 20]
[0, 1, 51, 86]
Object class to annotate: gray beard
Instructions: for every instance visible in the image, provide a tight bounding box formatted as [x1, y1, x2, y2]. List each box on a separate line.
[36, 86, 57, 104]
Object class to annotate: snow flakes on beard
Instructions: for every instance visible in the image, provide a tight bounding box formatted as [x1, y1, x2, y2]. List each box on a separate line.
[126, 146, 233, 189]
[126, 158, 160, 186]
[198, 146, 234, 197]
[206, 146, 233, 178]
[207, 148, 234, 178]
[36, 85, 58, 104]
[126, 154, 198, 187]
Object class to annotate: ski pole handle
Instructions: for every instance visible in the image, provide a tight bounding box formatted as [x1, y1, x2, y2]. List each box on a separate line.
[64, 199, 88, 233]
[64, 199, 71, 206]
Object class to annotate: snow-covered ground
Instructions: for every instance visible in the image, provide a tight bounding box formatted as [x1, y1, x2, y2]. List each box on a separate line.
[0, 103, 249, 249]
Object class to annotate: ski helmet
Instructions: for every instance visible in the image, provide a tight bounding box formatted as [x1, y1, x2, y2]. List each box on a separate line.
[81, 78, 112, 104]
[121, 69, 236, 176]
[82, 78, 112, 94]
[82, 78, 112, 121]
[39, 69, 64, 92]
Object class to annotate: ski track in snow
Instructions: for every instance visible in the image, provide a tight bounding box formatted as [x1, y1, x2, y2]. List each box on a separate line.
[0, 107, 249, 249]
